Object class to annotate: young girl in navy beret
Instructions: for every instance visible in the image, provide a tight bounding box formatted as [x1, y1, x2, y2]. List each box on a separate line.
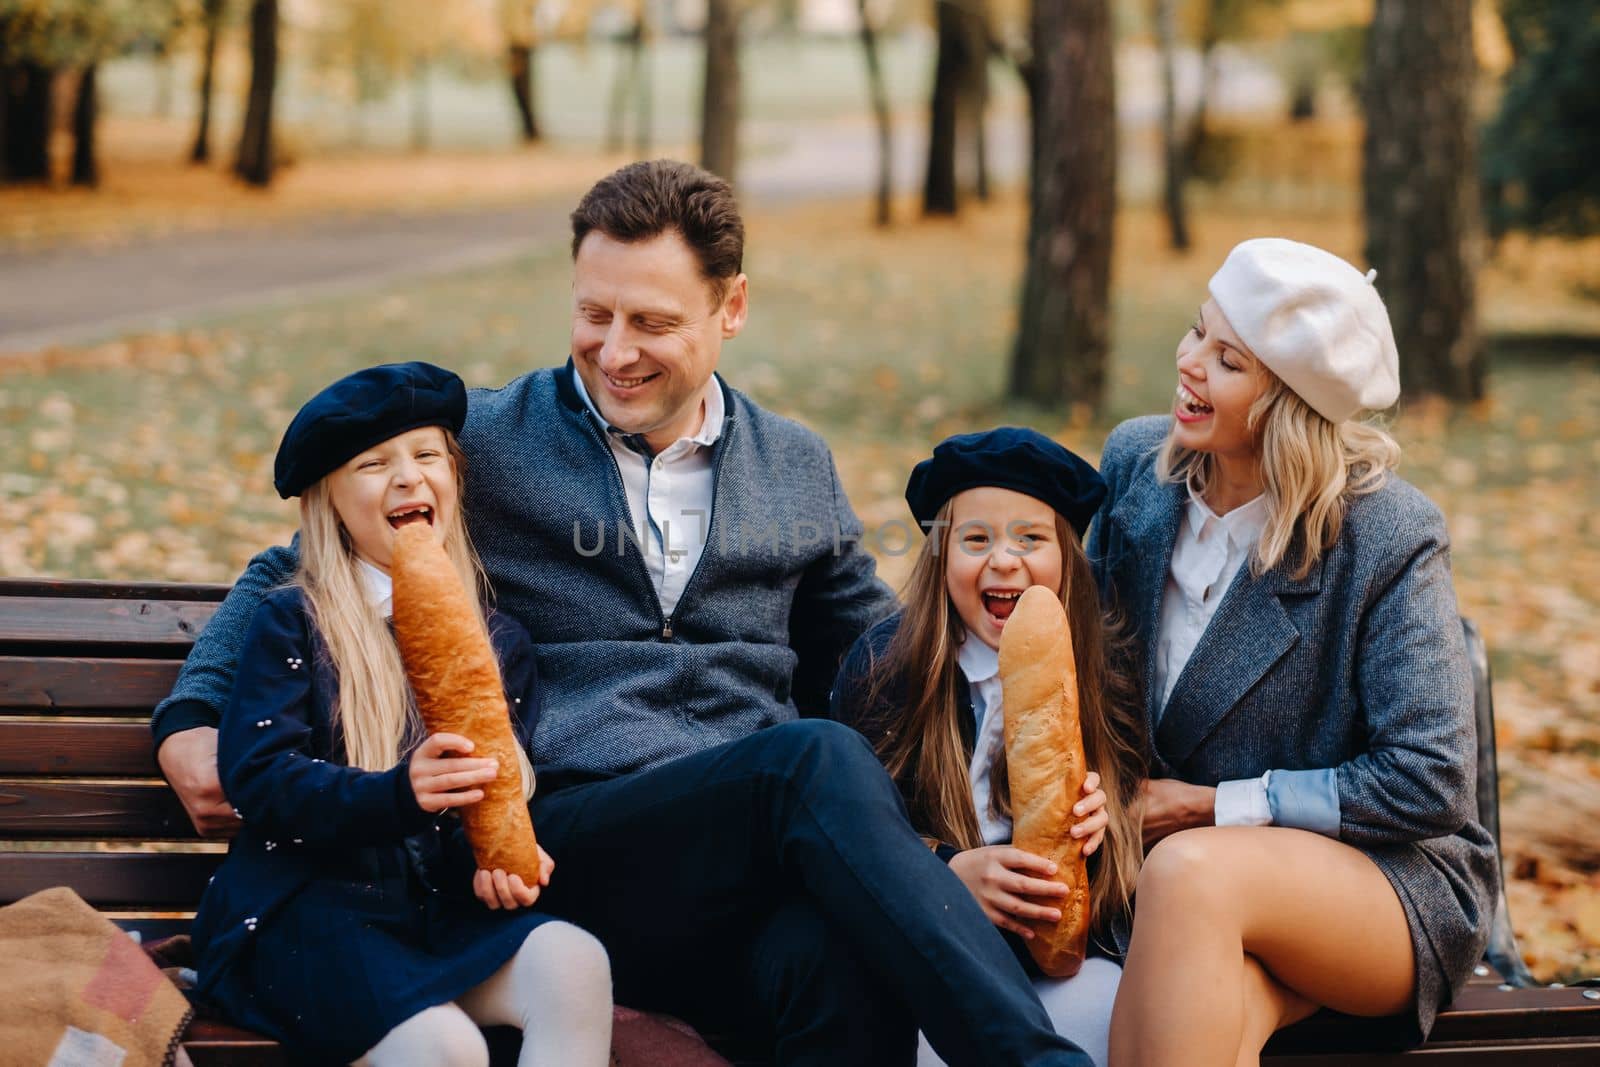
[830, 428, 1147, 1067]
[189, 362, 612, 1066]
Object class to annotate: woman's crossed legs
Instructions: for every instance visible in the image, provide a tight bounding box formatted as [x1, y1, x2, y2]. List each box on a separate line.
[1109, 826, 1415, 1067]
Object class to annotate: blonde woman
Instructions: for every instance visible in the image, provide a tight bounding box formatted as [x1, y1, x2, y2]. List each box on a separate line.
[1091, 240, 1497, 1065]
[189, 363, 612, 1067]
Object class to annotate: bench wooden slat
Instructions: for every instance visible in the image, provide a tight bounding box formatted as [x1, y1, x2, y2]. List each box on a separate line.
[0, 656, 181, 712]
[0, 719, 159, 775]
[0, 850, 220, 907]
[1266, 986, 1600, 1058]
[0, 578, 230, 601]
[0, 596, 219, 650]
[181, 1019, 289, 1067]
[1429, 985, 1600, 1043]
[0, 778, 198, 839]
[1264, 1036, 1600, 1065]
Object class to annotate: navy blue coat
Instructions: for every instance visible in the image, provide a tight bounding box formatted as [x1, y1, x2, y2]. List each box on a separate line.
[190, 587, 556, 1063]
[1090, 416, 1498, 1042]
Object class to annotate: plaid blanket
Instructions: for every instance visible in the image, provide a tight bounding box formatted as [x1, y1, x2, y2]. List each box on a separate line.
[0, 887, 191, 1067]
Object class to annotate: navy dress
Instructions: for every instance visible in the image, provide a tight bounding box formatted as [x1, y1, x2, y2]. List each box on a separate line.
[190, 587, 561, 1065]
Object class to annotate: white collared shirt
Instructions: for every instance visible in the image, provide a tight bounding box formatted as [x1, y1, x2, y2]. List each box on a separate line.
[1154, 481, 1273, 827]
[957, 636, 1014, 846]
[572, 371, 725, 618]
[358, 558, 394, 618]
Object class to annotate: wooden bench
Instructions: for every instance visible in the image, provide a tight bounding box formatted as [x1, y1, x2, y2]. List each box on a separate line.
[3, 578, 1598, 1065]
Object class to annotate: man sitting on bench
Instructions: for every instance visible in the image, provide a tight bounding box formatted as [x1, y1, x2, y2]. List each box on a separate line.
[151, 159, 1091, 1067]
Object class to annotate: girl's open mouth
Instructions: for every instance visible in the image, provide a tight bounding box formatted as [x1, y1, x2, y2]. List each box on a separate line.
[386, 506, 434, 529]
[982, 589, 1023, 621]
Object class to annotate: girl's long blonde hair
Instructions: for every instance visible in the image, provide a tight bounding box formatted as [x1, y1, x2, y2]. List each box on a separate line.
[296, 435, 535, 799]
[861, 502, 1147, 938]
[1156, 373, 1401, 579]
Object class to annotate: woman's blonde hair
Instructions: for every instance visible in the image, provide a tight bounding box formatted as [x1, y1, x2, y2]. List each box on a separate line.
[1156, 372, 1401, 579]
[296, 435, 535, 799]
[861, 502, 1147, 939]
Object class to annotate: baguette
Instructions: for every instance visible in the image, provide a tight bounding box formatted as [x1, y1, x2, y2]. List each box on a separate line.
[390, 522, 541, 885]
[998, 585, 1090, 977]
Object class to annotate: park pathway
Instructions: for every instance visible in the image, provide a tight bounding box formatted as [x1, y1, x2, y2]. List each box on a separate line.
[0, 114, 1027, 355]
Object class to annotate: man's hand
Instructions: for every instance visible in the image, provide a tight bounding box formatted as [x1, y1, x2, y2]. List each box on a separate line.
[1139, 777, 1216, 848]
[157, 727, 241, 838]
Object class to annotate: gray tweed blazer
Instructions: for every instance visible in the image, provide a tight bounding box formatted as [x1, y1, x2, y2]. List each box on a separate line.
[1090, 415, 1498, 1043]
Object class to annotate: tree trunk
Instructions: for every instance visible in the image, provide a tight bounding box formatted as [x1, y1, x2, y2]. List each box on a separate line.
[858, 0, 892, 225]
[923, 2, 964, 215]
[1185, 0, 1221, 179]
[509, 43, 540, 142]
[155, 44, 175, 117]
[71, 65, 98, 187]
[0, 51, 7, 182]
[1362, 0, 1482, 403]
[411, 59, 431, 152]
[235, 0, 278, 187]
[3, 61, 55, 184]
[1156, 0, 1189, 250]
[700, 0, 741, 183]
[1009, 0, 1117, 410]
[191, 0, 223, 164]
[606, 18, 645, 152]
[963, 5, 990, 202]
[634, 30, 652, 157]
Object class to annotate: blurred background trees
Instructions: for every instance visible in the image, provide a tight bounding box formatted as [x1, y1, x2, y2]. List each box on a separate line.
[1, 0, 1595, 414]
[1483, 0, 1600, 239]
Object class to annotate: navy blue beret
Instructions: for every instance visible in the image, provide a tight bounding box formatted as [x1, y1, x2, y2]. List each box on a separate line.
[273, 362, 467, 498]
[905, 427, 1107, 538]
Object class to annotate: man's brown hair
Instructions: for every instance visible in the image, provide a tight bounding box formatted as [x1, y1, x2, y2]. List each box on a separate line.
[570, 159, 745, 305]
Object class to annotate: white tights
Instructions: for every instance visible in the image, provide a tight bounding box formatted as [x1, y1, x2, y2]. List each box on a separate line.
[917, 956, 1123, 1067]
[352, 920, 612, 1067]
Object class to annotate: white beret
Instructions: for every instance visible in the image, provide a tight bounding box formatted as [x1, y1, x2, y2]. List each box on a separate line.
[1208, 238, 1400, 423]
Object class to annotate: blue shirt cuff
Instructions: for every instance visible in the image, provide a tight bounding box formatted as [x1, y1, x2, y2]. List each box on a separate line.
[1266, 768, 1342, 838]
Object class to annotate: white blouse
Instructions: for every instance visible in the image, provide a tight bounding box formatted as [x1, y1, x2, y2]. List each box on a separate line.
[1154, 483, 1274, 826]
[956, 637, 1014, 845]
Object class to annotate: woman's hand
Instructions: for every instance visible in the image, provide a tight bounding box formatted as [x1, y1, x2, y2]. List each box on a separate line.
[1074, 770, 1110, 857]
[474, 846, 555, 910]
[409, 733, 499, 814]
[948, 846, 1068, 939]
[1140, 777, 1216, 847]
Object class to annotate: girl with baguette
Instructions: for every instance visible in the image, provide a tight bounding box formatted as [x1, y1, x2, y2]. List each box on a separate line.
[189, 362, 612, 1067]
[831, 428, 1148, 1067]
[1093, 239, 1496, 1064]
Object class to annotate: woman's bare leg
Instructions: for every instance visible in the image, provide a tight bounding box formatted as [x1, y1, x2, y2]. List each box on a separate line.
[1108, 827, 1414, 1067]
[1233, 956, 1316, 1067]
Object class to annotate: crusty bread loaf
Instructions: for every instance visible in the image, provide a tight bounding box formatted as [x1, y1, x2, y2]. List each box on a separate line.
[998, 585, 1090, 978]
[390, 522, 541, 885]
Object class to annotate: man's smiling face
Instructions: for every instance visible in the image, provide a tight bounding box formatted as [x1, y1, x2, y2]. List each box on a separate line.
[570, 229, 747, 451]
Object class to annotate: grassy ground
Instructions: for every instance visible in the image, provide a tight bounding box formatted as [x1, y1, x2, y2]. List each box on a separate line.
[2, 190, 1597, 980]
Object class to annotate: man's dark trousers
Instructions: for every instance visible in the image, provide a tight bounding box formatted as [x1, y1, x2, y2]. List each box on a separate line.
[531, 719, 1092, 1066]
